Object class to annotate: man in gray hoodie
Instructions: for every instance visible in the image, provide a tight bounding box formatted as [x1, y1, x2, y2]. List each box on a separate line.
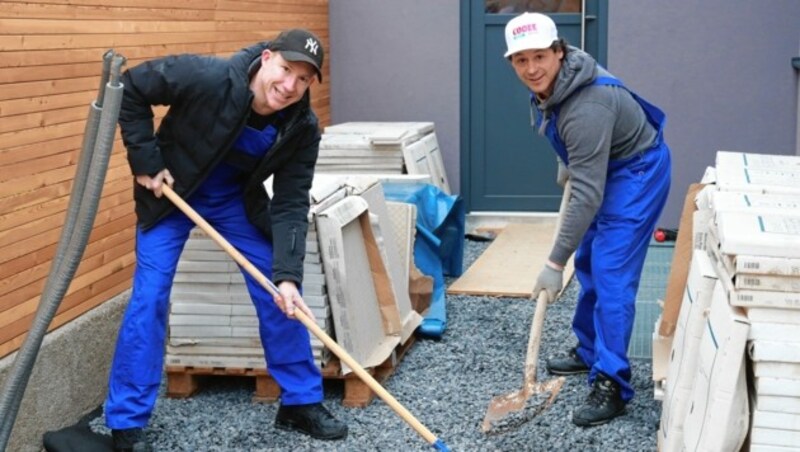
[504, 12, 671, 426]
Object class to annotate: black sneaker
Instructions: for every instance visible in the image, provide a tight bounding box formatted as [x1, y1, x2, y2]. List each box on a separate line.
[275, 402, 348, 440]
[546, 347, 590, 375]
[572, 373, 626, 427]
[112, 428, 152, 452]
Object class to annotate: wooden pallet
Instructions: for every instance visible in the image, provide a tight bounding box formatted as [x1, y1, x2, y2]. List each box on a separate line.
[166, 335, 416, 408]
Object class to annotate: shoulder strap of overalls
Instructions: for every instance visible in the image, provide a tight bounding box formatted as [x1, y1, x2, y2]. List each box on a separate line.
[532, 76, 623, 165]
[540, 74, 666, 164]
[594, 74, 667, 142]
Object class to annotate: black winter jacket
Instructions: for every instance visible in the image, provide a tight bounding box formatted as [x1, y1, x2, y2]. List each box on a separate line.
[118, 42, 319, 285]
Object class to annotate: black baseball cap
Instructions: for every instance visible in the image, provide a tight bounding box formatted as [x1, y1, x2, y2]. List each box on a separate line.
[268, 29, 324, 82]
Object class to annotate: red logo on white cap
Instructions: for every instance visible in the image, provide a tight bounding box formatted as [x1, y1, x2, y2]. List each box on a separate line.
[513, 23, 538, 36]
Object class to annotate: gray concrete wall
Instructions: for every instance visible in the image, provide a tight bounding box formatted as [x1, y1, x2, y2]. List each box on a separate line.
[328, 0, 462, 193]
[0, 291, 128, 451]
[609, 1, 800, 227]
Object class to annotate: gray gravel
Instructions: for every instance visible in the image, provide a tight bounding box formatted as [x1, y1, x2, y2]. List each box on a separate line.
[92, 239, 660, 451]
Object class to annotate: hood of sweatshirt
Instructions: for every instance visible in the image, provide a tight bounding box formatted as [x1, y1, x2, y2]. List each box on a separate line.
[534, 46, 599, 133]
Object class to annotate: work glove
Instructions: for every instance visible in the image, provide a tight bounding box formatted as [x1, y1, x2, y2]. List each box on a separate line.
[533, 264, 563, 302]
[556, 160, 568, 188]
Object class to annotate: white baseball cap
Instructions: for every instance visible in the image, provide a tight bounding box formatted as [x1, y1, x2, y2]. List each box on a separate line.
[504, 12, 559, 58]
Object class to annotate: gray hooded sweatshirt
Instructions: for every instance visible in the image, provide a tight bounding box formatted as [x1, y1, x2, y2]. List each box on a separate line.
[534, 46, 658, 266]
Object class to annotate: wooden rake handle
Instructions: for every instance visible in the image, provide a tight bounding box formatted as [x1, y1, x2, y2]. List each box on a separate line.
[161, 185, 449, 451]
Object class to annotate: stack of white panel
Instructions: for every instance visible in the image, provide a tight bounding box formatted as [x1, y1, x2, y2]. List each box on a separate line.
[318, 122, 451, 194]
[702, 151, 800, 451]
[166, 221, 334, 370]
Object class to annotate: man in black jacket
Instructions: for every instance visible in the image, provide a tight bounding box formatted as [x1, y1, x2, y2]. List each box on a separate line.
[105, 29, 347, 451]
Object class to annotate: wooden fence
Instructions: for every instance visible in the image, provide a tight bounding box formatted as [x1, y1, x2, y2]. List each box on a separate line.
[0, 0, 330, 359]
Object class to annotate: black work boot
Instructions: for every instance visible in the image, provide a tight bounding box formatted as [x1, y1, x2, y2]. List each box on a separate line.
[572, 373, 626, 427]
[546, 347, 590, 375]
[275, 402, 348, 440]
[112, 428, 152, 452]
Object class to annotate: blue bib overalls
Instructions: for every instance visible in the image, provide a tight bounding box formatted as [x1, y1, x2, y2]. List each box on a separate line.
[105, 123, 322, 429]
[535, 76, 671, 401]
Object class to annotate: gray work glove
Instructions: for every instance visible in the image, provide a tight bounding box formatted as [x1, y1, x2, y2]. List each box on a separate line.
[533, 264, 563, 302]
[556, 161, 568, 188]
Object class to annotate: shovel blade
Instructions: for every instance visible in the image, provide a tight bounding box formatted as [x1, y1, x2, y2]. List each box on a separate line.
[481, 377, 565, 433]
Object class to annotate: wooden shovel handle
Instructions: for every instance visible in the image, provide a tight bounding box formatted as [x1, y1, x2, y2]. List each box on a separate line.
[523, 180, 572, 386]
[160, 184, 444, 448]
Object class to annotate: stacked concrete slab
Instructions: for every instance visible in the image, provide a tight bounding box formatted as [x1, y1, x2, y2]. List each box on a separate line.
[659, 150, 800, 451]
[166, 223, 334, 370]
[317, 122, 451, 194]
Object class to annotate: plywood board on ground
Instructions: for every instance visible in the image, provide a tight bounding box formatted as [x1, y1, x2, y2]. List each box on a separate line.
[447, 222, 574, 298]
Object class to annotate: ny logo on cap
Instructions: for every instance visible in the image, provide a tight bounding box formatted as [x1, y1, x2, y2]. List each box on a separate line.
[305, 38, 319, 55]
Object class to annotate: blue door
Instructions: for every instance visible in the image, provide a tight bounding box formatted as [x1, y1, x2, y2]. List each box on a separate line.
[461, 0, 608, 212]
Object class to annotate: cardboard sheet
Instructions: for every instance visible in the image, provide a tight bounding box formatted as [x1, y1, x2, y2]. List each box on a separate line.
[659, 183, 705, 337]
[358, 184, 422, 344]
[446, 222, 574, 298]
[316, 196, 401, 374]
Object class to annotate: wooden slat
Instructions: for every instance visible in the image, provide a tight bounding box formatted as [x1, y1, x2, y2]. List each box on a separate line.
[0, 156, 131, 215]
[0, 19, 218, 35]
[0, 76, 97, 101]
[0, 267, 134, 346]
[0, 105, 89, 134]
[0, 43, 217, 68]
[1, 90, 98, 116]
[0, 177, 129, 232]
[0, 2, 214, 21]
[215, 18, 327, 29]
[0, 128, 126, 168]
[0, 118, 91, 148]
[0, 224, 134, 301]
[0, 188, 132, 249]
[0, 151, 127, 200]
[0, 242, 136, 329]
[0, 213, 136, 309]
[12, 0, 216, 9]
[216, 0, 327, 12]
[0, 173, 131, 262]
[0, 192, 132, 267]
[0, 276, 131, 359]
[0, 31, 269, 52]
[0, 143, 123, 180]
[0, 110, 165, 164]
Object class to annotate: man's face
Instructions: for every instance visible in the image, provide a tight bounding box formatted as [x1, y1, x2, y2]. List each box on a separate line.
[251, 50, 316, 115]
[510, 47, 563, 99]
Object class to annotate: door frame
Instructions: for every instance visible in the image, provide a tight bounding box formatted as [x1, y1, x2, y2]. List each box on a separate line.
[459, 0, 609, 213]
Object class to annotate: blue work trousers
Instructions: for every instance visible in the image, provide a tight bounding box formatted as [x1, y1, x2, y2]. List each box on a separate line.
[104, 191, 322, 429]
[573, 144, 671, 402]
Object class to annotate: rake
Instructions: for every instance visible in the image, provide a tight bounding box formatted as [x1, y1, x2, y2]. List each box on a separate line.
[161, 184, 450, 451]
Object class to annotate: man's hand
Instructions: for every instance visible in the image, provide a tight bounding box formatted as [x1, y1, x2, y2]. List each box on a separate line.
[556, 161, 568, 188]
[533, 262, 564, 302]
[275, 280, 316, 322]
[135, 168, 174, 198]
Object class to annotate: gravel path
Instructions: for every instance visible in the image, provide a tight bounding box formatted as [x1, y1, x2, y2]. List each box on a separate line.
[92, 239, 660, 451]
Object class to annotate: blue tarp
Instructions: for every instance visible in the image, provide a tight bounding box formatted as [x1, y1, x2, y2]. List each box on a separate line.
[382, 183, 465, 338]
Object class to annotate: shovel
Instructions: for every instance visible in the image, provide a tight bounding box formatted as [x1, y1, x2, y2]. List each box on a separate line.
[481, 180, 572, 433]
[161, 185, 450, 451]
